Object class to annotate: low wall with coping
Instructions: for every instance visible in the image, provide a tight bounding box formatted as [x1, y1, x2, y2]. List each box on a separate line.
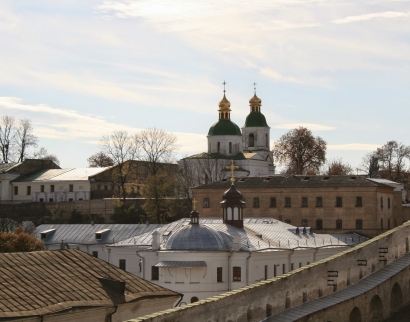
[126, 220, 410, 322]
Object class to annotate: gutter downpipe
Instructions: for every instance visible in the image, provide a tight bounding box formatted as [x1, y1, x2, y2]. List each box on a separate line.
[288, 249, 294, 272]
[107, 305, 118, 322]
[136, 251, 145, 279]
[228, 251, 233, 291]
[174, 294, 184, 307]
[246, 251, 252, 286]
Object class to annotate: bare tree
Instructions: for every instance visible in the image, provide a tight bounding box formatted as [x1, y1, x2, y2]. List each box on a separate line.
[100, 130, 138, 205]
[323, 158, 353, 175]
[273, 127, 327, 174]
[375, 141, 410, 183]
[360, 152, 380, 178]
[87, 151, 114, 167]
[135, 128, 178, 175]
[14, 118, 38, 162]
[0, 116, 15, 163]
[32, 147, 60, 165]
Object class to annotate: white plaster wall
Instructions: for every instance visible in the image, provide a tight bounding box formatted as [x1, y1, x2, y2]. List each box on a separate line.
[207, 135, 242, 155]
[242, 127, 270, 151]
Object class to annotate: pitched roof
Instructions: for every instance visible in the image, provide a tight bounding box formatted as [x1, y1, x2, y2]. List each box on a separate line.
[0, 162, 19, 173]
[33, 223, 164, 245]
[192, 175, 395, 190]
[111, 218, 364, 252]
[0, 249, 179, 318]
[13, 167, 110, 182]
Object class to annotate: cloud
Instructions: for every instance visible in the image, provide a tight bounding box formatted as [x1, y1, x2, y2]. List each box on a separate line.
[327, 143, 380, 151]
[332, 11, 410, 24]
[273, 123, 336, 131]
[260, 68, 304, 84]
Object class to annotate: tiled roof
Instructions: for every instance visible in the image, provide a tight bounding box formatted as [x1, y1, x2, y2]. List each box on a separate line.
[0, 249, 179, 318]
[33, 224, 164, 245]
[111, 218, 364, 252]
[192, 175, 395, 190]
[0, 162, 19, 173]
[13, 167, 110, 182]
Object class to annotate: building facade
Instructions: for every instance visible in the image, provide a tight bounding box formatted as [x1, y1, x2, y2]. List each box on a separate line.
[192, 175, 408, 237]
[178, 89, 274, 184]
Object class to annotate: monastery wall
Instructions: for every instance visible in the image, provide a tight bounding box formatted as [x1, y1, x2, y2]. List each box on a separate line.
[126, 220, 410, 322]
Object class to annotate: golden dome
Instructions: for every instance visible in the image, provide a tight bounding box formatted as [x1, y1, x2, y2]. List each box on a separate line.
[249, 94, 262, 107]
[218, 93, 231, 112]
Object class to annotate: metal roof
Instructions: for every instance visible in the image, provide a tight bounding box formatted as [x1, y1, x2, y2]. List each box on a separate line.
[110, 218, 364, 252]
[155, 261, 207, 268]
[263, 252, 410, 322]
[13, 167, 110, 182]
[0, 249, 178, 318]
[0, 162, 19, 173]
[193, 175, 395, 190]
[33, 223, 163, 245]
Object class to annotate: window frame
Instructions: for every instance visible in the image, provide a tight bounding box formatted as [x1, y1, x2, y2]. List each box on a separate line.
[270, 197, 277, 208]
[27, 186, 31, 195]
[356, 219, 363, 230]
[232, 266, 241, 281]
[356, 196, 363, 207]
[301, 197, 308, 207]
[151, 266, 159, 280]
[336, 219, 343, 229]
[203, 198, 210, 208]
[316, 197, 323, 207]
[217, 267, 223, 282]
[119, 259, 126, 271]
[316, 219, 323, 230]
[284, 197, 291, 208]
[336, 197, 343, 207]
[253, 197, 260, 208]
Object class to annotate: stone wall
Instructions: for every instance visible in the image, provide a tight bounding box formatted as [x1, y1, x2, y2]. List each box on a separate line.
[126, 220, 410, 322]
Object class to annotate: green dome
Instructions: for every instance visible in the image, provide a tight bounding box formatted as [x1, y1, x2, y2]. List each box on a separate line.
[208, 119, 242, 136]
[244, 112, 268, 127]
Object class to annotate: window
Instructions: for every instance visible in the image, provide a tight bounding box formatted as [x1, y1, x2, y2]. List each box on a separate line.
[270, 197, 277, 208]
[301, 219, 308, 227]
[97, 185, 101, 190]
[229, 142, 232, 154]
[316, 197, 323, 207]
[274, 265, 277, 277]
[388, 198, 391, 209]
[266, 133, 269, 147]
[301, 197, 308, 207]
[282, 264, 286, 274]
[336, 197, 343, 207]
[49, 198, 53, 202]
[151, 266, 159, 280]
[299, 263, 302, 268]
[316, 219, 323, 230]
[68, 198, 73, 201]
[291, 263, 294, 271]
[92, 251, 98, 258]
[217, 267, 223, 282]
[14, 186, 18, 195]
[233, 267, 241, 281]
[356, 220, 363, 229]
[336, 220, 343, 229]
[285, 197, 291, 207]
[119, 259, 126, 271]
[69, 184, 73, 192]
[253, 198, 260, 208]
[249, 133, 254, 147]
[356, 197, 362, 207]
[217, 142, 220, 152]
[50, 185, 54, 192]
[264, 265, 268, 280]
[203, 198, 210, 208]
[39, 198, 44, 202]
[27, 186, 31, 195]
[40, 185, 44, 193]
[285, 219, 291, 224]
[381, 197, 383, 208]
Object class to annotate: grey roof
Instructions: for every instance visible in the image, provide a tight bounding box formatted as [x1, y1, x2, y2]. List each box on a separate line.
[193, 175, 395, 190]
[110, 218, 365, 252]
[14, 167, 110, 182]
[0, 162, 19, 173]
[155, 261, 207, 268]
[263, 251, 410, 322]
[33, 224, 164, 245]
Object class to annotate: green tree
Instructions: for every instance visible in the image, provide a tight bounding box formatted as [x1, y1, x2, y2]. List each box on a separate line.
[0, 227, 44, 252]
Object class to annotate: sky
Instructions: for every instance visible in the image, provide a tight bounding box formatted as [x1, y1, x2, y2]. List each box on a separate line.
[0, 0, 409, 172]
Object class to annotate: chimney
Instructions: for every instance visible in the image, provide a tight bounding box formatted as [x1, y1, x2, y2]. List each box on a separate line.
[233, 233, 241, 251]
[152, 231, 161, 250]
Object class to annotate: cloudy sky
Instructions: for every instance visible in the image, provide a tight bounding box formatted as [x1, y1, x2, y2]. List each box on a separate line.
[1, 0, 409, 170]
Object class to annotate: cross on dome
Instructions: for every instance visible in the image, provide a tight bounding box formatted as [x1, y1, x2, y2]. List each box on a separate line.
[226, 160, 239, 185]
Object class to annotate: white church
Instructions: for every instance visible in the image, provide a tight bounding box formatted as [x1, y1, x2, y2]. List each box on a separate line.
[178, 87, 275, 183]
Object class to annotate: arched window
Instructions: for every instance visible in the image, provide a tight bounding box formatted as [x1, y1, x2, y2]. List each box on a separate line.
[229, 142, 232, 154]
[217, 142, 220, 153]
[249, 133, 254, 147]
